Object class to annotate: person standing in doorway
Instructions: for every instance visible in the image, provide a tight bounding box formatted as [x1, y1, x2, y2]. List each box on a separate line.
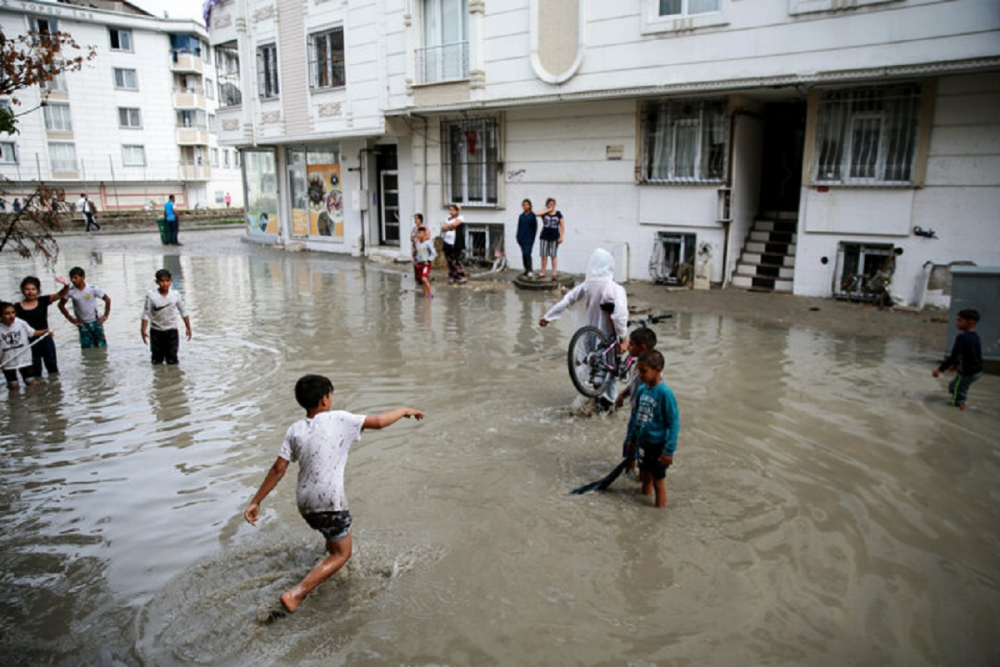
[164, 195, 181, 246]
[537, 198, 564, 281]
[441, 204, 467, 285]
[516, 199, 538, 276]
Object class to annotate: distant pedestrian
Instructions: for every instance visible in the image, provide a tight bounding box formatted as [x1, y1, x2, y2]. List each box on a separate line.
[932, 309, 983, 410]
[414, 226, 436, 299]
[537, 198, 564, 280]
[164, 195, 181, 245]
[15, 275, 70, 377]
[58, 266, 111, 349]
[441, 204, 466, 285]
[140, 269, 192, 365]
[516, 198, 538, 276]
[410, 213, 424, 281]
[12, 198, 21, 213]
[77, 193, 100, 232]
[225, 192, 232, 208]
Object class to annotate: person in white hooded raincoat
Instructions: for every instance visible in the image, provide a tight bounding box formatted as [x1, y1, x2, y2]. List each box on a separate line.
[538, 248, 629, 407]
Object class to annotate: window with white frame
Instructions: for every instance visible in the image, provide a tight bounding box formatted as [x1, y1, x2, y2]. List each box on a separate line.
[208, 114, 217, 133]
[419, 0, 468, 84]
[41, 69, 68, 92]
[114, 68, 138, 90]
[642, 98, 727, 183]
[109, 28, 132, 51]
[211, 148, 219, 167]
[308, 27, 346, 90]
[43, 102, 73, 132]
[812, 84, 921, 185]
[257, 43, 280, 99]
[176, 109, 207, 128]
[48, 142, 77, 171]
[216, 42, 242, 107]
[29, 17, 57, 35]
[122, 145, 145, 166]
[223, 149, 230, 167]
[658, 0, 720, 16]
[118, 107, 142, 128]
[0, 141, 17, 164]
[205, 77, 214, 99]
[442, 117, 500, 206]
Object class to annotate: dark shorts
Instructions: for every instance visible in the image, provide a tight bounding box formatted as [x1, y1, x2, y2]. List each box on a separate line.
[639, 447, 671, 480]
[303, 510, 353, 542]
[4, 366, 35, 385]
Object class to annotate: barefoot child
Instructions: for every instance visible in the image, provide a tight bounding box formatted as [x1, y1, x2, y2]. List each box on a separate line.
[625, 350, 679, 508]
[1, 301, 48, 390]
[244, 374, 424, 619]
[15, 275, 69, 377]
[414, 226, 436, 299]
[932, 309, 983, 410]
[140, 269, 192, 365]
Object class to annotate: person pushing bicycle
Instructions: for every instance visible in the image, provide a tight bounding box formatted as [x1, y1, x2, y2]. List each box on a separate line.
[539, 248, 628, 410]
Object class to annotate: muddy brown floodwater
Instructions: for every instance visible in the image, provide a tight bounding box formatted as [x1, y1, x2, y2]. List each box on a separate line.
[1, 228, 998, 666]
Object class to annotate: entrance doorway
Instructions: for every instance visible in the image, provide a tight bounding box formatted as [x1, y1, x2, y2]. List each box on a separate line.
[376, 146, 399, 246]
[758, 102, 806, 215]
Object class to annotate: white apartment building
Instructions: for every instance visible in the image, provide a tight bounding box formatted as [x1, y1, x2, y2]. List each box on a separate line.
[0, 0, 243, 211]
[208, 0, 1000, 306]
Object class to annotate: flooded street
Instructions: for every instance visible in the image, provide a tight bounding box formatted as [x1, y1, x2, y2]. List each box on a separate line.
[2, 229, 998, 666]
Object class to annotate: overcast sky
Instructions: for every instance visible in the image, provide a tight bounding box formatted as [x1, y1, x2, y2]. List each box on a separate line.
[131, 0, 205, 23]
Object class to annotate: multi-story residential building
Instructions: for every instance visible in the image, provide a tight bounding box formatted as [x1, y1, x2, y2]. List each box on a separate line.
[0, 0, 243, 211]
[208, 0, 999, 306]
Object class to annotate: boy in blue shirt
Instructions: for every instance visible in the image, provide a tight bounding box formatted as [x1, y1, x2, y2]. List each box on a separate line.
[932, 309, 983, 410]
[626, 350, 679, 508]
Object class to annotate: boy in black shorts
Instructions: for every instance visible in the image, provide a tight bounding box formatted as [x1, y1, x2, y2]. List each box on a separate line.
[625, 350, 680, 508]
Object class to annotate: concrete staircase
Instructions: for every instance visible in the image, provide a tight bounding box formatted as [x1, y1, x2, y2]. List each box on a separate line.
[731, 214, 797, 293]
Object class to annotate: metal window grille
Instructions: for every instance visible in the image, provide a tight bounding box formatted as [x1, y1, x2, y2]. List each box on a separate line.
[43, 103, 72, 132]
[308, 28, 346, 90]
[462, 223, 504, 265]
[257, 44, 280, 99]
[48, 142, 77, 172]
[417, 41, 469, 84]
[443, 118, 500, 206]
[813, 84, 920, 185]
[642, 99, 727, 184]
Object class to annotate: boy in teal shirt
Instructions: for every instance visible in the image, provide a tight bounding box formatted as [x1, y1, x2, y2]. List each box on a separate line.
[626, 350, 679, 508]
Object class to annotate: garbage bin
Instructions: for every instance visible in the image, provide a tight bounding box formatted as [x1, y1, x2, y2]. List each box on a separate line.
[156, 218, 168, 245]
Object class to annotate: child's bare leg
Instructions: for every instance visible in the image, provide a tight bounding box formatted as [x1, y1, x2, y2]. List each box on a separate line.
[640, 471, 653, 497]
[653, 478, 667, 508]
[421, 278, 432, 298]
[280, 532, 352, 613]
[539, 256, 548, 278]
[552, 256, 559, 279]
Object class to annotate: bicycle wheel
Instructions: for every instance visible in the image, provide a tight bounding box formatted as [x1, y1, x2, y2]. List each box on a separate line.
[567, 326, 615, 398]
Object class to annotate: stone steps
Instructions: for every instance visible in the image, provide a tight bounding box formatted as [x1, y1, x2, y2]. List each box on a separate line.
[731, 214, 798, 293]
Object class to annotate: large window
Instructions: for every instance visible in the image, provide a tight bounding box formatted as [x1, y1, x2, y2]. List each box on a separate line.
[41, 70, 67, 92]
[308, 28, 346, 90]
[443, 117, 499, 206]
[216, 42, 242, 107]
[122, 145, 145, 167]
[109, 28, 132, 51]
[118, 107, 142, 128]
[812, 84, 921, 185]
[658, 0, 720, 16]
[177, 110, 207, 128]
[642, 98, 727, 183]
[257, 44, 280, 99]
[0, 142, 17, 164]
[205, 77, 214, 99]
[114, 68, 138, 90]
[419, 0, 468, 84]
[48, 142, 77, 172]
[43, 102, 73, 132]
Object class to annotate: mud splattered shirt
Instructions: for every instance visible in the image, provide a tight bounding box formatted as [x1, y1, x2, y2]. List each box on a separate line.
[278, 411, 365, 515]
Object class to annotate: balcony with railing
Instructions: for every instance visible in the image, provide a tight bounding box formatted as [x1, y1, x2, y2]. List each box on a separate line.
[171, 51, 204, 75]
[174, 87, 207, 110]
[180, 163, 211, 180]
[416, 41, 469, 85]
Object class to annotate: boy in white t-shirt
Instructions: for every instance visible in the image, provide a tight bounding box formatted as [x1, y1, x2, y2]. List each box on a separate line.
[1, 301, 47, 389]
[58, 266, 112, 349]
[140, 269, 192, 365]
[244, 374, 424, 621]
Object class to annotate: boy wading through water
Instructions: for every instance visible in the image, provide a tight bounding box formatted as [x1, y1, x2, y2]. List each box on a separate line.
[245, 374, 424, 621]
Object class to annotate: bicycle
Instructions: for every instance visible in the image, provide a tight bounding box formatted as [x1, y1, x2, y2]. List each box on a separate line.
[566, 314, 670, 398]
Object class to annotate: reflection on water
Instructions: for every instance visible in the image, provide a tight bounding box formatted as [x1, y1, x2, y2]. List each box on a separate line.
[1, 230, 998, 666]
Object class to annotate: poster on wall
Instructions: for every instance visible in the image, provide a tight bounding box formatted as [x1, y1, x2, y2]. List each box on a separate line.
[307, 163, 344, 240]
[247, 210, 279, 234]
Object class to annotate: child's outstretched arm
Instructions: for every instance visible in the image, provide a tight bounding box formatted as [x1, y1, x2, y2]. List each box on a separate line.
[363, 407, 425, 431]
[244, 456, 289, 526]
